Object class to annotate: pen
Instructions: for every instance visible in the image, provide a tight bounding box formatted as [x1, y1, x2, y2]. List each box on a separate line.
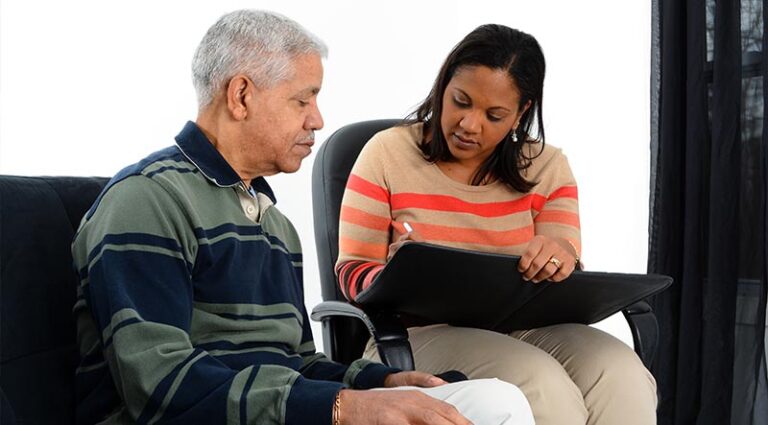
[403, 222, 414, 233]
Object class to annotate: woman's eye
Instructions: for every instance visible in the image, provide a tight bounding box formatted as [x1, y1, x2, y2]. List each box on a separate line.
[487, 114, 502, 122]
[453, 97, 470, 107]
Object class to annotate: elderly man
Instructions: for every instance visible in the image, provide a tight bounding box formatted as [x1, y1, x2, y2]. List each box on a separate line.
[72, 10, 533, 425]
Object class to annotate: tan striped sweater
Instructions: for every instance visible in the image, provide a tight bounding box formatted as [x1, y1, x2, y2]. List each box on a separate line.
[336, 123, 580, 300]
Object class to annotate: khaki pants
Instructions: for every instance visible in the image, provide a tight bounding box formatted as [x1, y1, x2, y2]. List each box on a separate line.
[364, 323, 657, 425]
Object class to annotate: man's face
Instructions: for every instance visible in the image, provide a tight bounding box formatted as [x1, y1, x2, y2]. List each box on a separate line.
[240, 53, 324, 176]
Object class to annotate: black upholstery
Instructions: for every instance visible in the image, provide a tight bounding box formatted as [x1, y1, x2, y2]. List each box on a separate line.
[312, 119, 402, 366]
[313, 119, 400, 304]
[0, 176, 108, 425]
[1, 386, 17, 425]
[310, 120, 661, 370]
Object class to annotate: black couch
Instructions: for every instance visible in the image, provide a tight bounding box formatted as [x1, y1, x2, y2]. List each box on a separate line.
[0, 176, 108, 425]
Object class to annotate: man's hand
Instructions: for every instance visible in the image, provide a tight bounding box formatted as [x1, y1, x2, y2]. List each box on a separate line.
[338, 389, 472, 425]
[518, 235, 578, 283]
[384, 371, 447, 388]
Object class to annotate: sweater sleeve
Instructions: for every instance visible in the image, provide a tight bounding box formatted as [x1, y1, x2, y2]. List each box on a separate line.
[73, 176, 382, 425]
[335, 134, 395, 300]
[531, 150, 582, 256]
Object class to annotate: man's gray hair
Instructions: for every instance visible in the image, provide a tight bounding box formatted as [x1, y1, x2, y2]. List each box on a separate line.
[192, 10, 328, 109]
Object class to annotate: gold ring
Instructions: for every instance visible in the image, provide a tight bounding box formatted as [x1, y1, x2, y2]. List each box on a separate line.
[548, 257, 562, 268]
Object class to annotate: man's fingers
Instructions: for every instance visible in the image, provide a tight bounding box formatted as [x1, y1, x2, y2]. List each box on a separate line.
[417, 410, 459, 425]
[345, 389, 472, 425]
[411, 372, 446, 387]
[413, 394, 471, 425]
[386, 371, 446, 388]
[431, 400, 472, 425]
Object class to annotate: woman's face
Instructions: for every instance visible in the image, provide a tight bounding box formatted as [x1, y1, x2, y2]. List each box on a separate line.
[439, 65, 529, 170]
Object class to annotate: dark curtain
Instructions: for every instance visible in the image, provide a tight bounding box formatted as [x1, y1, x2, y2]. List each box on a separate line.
[650, 0, 768, 424]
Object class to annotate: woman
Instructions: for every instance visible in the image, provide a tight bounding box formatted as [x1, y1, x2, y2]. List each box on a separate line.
[335, 24, 657, 425]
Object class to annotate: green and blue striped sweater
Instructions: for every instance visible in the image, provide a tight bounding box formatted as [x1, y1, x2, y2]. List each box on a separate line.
[72, 121, 396, 424]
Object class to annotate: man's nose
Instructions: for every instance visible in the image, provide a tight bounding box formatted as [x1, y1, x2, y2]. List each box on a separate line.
[306, 103, 324, 131]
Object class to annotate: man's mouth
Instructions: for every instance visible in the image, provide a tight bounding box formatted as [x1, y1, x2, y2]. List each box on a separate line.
[297, 133, 315, 147]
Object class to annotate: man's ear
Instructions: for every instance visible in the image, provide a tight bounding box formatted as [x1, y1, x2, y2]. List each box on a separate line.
[226, 74, 252, 121]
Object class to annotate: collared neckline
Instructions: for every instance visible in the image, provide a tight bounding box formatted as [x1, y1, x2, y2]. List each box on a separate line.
[174, 121, 276, 203]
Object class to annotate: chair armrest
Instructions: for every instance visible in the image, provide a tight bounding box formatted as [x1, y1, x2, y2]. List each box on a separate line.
[311, 301, 415, 370]
[621, 300, 658, 369]
[311, 301, 377, 335]
[623, 300, 652, 315]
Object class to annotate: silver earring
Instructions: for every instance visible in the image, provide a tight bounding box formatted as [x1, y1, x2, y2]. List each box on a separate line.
[510, 131, 518, 143]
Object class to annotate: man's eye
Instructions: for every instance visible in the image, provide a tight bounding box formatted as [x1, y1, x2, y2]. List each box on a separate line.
[297, 100, 309, 107]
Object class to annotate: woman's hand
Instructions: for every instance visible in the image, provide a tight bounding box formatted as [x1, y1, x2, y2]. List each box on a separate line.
[387, 223, 424, 261]
[518, 235, 579, 283]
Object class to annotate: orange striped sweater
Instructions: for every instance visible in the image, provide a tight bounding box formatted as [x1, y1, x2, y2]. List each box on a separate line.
[335, 123, 580, 301]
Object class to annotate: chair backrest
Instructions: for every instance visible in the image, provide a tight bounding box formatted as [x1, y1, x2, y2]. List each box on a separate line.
[312, 119, 400, 363]
[0, 175, 108, 425]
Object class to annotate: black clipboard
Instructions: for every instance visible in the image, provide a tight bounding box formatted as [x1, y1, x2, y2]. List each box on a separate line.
[354, 243, 672, 332]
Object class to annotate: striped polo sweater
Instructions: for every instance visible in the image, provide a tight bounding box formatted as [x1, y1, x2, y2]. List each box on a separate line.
[336, 123, 580, 301]
[72, 121, 395, 425]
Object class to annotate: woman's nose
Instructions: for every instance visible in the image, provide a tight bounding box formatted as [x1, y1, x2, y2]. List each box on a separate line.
[459, 111, 481, 133]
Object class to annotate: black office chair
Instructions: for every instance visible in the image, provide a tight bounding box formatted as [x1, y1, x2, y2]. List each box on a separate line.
[310, 120, 660, 371]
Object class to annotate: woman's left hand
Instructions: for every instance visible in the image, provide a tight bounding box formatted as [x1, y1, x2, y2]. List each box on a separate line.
[518, 235, 578, 283]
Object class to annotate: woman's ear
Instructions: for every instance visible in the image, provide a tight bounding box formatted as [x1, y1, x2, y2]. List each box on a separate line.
[226, 74, 252, 121]
[520, 100, 532, 119]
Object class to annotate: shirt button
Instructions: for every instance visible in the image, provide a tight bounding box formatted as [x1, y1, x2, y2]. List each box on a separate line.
[246, 206, 255, 214]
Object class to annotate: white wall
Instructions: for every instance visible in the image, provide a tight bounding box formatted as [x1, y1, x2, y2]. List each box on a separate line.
[0, 0, 651, 350]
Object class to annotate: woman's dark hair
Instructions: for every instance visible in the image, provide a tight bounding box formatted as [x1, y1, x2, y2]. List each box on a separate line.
[406, 24, 546, 192]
